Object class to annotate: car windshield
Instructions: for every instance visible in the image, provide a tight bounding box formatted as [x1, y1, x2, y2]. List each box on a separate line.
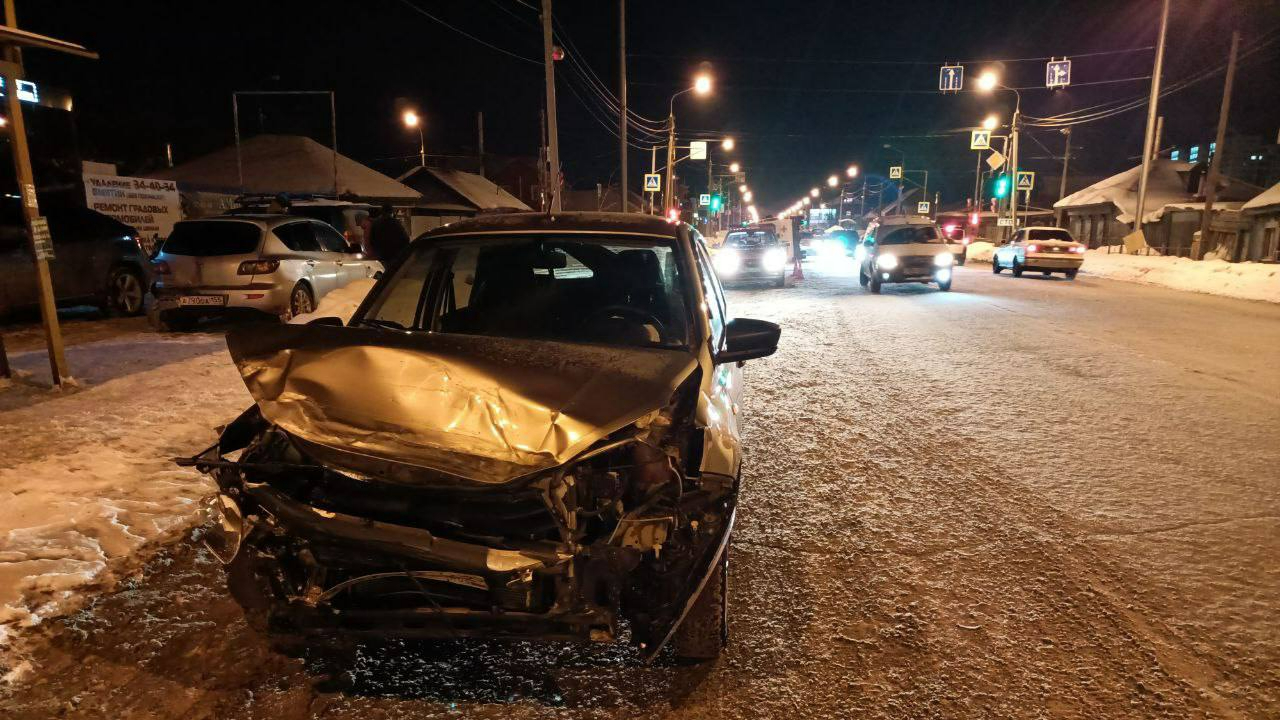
[879, 226, 943, 244]
[162, 221, 262, 256]
[1026, 229, 1075, 242]
[359, 233, 691, 349]
[725, 231, 777, 248]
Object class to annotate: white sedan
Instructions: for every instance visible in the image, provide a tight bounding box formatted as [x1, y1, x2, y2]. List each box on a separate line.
[992, 227, 1086, 279]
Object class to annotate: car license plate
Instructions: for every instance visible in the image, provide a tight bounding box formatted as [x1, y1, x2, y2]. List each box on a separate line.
[178, 295, 226, 307]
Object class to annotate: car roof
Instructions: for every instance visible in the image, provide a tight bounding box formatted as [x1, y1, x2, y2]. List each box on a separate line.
[1020, 226, 1072, 232]
[419, 211, 682, 240]
[873, 215, 937, 226]
[187, 214, 315, 229]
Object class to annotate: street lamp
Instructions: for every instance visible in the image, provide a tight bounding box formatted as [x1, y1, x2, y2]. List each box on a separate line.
[743, 191, 753, 202]
[721, 137, 735, 151]
[665, 73, 714, 213]
[729, 162, 740, 173]
[802, 197, 811, 205]
[982, 114, 999, 131]
[402, 109, 425, 167]
[809, 188, 819, 198]
[827, 175, 839, 188]
[976, 70, 999, 93]
[846, 165, 858, 178]
[976, 70, 1024, 235]
[739, 184, 748, 193]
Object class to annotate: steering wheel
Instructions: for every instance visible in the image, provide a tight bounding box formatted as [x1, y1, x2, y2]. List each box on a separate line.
[580, 304, 667, 337]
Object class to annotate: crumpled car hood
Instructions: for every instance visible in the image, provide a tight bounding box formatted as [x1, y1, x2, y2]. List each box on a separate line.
[225, 324, 697, 485]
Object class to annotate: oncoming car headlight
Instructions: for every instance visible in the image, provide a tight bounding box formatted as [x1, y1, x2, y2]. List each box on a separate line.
[934, 252, 955, 267]
[762, 247, 787, 272]
[876, 253, 899, 270]
[714, 248, 741, 275]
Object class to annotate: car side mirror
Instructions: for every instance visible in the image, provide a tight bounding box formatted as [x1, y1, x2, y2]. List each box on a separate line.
[372, 270, 384, 280]
[715, 317, 780, 364]
[306, 316, 344, 327]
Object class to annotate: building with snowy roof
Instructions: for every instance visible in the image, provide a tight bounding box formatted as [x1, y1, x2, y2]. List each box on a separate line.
[1240, 182, 1280, 262]
[1053, 159, 1261, 255]
[396, 166, 531, 236]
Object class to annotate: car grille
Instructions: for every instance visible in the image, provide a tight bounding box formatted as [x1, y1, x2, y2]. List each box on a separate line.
[901, 256, 935, 273]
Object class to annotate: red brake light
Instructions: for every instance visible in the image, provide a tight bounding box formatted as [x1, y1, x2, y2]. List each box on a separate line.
[237, 259, 280, 275]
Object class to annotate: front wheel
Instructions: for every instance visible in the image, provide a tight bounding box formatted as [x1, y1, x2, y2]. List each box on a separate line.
[858, 268, 869, 287]
[773, 273, 786, 288]
[991, 257, 1002, 274]
[672, 545, 729, 661]
[868, 274, 882, 294]
[106, 267, 146, 316]
[956, 256, 967, 267]
[938, 276, 953, 292]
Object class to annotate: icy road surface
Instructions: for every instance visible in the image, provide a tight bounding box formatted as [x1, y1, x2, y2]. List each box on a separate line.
[2, 263, 1278, 718]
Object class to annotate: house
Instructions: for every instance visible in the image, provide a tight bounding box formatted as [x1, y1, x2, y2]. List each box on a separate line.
[148, 134, 420, 218]
[396, 166, 531, 236]
[560, 185, 645, 213]
[1240, 182, 1280, 262]
[1053, 159, 1261, 254]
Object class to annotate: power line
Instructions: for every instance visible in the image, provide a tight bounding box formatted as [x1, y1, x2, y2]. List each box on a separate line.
[396, 0, 541, 66]
[626, 45, 1156, 67]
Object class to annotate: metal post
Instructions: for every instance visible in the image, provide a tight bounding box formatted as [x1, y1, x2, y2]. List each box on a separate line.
[1134, 0, 1171, 235]
[618, 0, 627, 211]
[417, 125, 425, 168]
[329, 91, 338, 195]
[649, 145, 656, 214]
[1196, 30, 1240, 260]
[664, 113, 676, 216]
[1056, 127, 1072, 226]
[232, 93, 243, 194]
[540, 0, 562, 212]
[2, 2, 68, 385]
[1009, 101, 1021, 236]
[477, 111, 485, 177]
[973, 152, 982, 212]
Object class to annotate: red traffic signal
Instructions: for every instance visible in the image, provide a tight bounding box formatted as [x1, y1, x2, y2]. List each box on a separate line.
[551, 46, 565, 62]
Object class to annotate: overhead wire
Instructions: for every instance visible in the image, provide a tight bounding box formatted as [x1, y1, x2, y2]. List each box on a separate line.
[396, 0, 541, 66]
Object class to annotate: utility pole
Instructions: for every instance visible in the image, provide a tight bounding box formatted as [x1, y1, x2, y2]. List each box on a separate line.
[3, 0, 70, 385]
[1008, 108, 1021, 237]
[540, 0, 562, 212]
[1133, 0, 1171, 237]
[1056, 127, 1072, 227]
[664, 114, 676, 216]
[477, 111, 485, 177]
[617, 0, 628, 212]
[1196, 30, 1240, 260]
[539, 108, 547, 211]
[649, 145, 656, 214]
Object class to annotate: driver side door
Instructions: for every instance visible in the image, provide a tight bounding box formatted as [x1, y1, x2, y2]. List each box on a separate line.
[693, 236, 742, 478]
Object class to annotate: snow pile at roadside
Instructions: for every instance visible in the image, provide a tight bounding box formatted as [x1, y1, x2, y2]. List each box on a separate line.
[0, 332, 249, 668]
[966, 241, 1280, 303]
[290, 278, 376, 325]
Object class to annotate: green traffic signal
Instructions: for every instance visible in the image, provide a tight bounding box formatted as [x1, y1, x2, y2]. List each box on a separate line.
[709, 194, 722, 213]
[993, 175, 1011, 199]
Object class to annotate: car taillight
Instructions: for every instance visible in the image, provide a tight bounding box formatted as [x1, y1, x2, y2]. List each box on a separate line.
[1071, 245, 1086, 254]
[151, 260, 171, 275]
[1026, 244, 1039, 253]
[962, 238, 970, 245]
[237, 259, 279, 275]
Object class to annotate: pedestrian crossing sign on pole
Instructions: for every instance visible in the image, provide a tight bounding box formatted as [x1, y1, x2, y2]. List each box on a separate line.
[889, 166, 903, 180]
[644, 173, 661, 193]
[939, 64, 963, 92]
[970, 130, 991, 150]
[699, 193, 711, 206]
[1016, 171, 1035, 192]
[917, 201, 931, 215]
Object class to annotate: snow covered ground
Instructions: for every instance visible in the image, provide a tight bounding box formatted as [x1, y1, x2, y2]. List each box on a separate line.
[0, 328, 249, 676]
[967, 241, 1280, 303]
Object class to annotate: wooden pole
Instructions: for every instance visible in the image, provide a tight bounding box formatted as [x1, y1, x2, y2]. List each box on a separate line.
[618, 0, 628, 211]
[3, 0, 68, 385]
[540, 0, 561, 212]
[1195, 31, 1240, 260]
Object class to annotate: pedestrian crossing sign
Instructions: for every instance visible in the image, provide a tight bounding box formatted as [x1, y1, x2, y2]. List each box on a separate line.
[970, 130, 991, 150]
[644, 173, 661, 193]
[699, 193, 711, 206]
[917, 201, 931, 214]
[1016, 171, 1035, 192]
[889, 166, 903, 180]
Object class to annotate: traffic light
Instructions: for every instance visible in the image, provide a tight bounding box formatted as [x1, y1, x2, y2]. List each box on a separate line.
[709, 194, 723, 213]
[993, 175, 1011, 199]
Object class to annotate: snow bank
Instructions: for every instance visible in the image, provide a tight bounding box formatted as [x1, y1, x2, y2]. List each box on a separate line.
[0, 332, 250, 668]
[967, 241, 1280, 303]
[290, 278, 376, 325]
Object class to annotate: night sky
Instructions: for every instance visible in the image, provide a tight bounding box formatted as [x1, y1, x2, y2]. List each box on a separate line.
[18, 0, 1280, 213]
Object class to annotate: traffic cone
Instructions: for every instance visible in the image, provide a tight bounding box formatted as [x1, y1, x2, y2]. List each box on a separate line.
[791, 252, 805, 280]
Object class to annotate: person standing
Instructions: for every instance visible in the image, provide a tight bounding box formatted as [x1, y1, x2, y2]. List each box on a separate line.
[367, 204, 410, 264]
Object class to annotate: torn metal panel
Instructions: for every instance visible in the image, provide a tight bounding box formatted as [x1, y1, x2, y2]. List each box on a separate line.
[226, 324, 698, 486]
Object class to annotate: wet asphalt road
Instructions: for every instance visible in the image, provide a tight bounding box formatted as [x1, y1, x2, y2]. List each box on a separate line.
[3, 261, 1278, 719]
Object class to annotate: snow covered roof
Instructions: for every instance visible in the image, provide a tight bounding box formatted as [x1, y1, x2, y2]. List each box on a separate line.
[150, 134, 421, 201]
[1242, 182, 1280, 212]
[1055, 159, 1261, 224]
[397, 167, 530, 212]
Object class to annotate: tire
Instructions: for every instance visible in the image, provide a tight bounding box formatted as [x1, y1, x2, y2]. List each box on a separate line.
[938, 276, 953, 292]
[1042, 270, 1052, 276]
[283, 282, 315, 322]
[991, 257, 1002, 274]
[858, 269, 869, 287]
[1011, 258, 1024, 278]
[773, 273, 786, 288]
[154, 309, 197, 332]
[869, 274, 882, 294]
[672, 545, 729, 662]
[1065, 269, 1078, 280]
[956, 256, 967, 267]
[106, 267, 146, 317]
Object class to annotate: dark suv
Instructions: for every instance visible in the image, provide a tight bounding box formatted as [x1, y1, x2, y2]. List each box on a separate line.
[0, 207, 149, 319]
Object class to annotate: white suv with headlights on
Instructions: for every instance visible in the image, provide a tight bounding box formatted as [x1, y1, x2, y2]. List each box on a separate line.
[856, 216, 955, 293]
[712, 227, 789, 288]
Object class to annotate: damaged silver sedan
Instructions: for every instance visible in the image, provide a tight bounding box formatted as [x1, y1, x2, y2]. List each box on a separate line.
[183, 211, 780, 662]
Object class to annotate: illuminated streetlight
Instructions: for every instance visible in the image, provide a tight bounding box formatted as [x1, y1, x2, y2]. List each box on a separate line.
[693, 74, 713, 96]
[809, 188, 820, 198]
[743, 191, 754, 202]
[729, 162, 740, 173]
[402, 109, 425, 167]
[847, 165, 859, 178]
[0, 116, 8, 128]
[721, 137, 735, 151]
[827, 175, 839, 187]
[976, 70, 999, 93]
[802, 197, 811, 205]
[982, 114, 999, 130]
[739, 184, 748, 193]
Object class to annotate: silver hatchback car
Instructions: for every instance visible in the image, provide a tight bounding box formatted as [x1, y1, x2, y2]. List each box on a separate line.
[150, 215, 382, 330]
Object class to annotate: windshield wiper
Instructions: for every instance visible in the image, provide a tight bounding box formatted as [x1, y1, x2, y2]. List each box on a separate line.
[358, 318, 410, 331]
